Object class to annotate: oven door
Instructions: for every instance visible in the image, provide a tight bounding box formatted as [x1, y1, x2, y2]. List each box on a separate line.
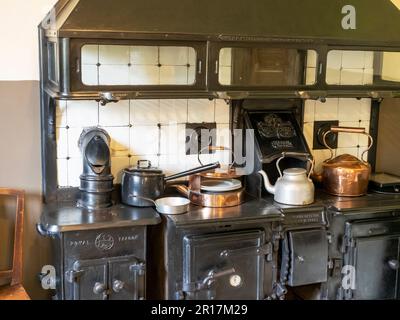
[181, 230, 272, 300]
[108, 256, 146, 300]
[342, 218, 400, 300]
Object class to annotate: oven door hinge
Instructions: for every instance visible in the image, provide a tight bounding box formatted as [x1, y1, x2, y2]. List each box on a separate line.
[341, 236, 356, 253]
[65, 269, 85, 283]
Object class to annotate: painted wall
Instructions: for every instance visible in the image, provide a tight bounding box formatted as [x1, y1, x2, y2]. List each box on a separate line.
[0, 0, 57, 80]
[0, 0, 57, 299]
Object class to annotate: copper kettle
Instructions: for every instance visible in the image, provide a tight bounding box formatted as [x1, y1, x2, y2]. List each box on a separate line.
[313, 126, 374, 197]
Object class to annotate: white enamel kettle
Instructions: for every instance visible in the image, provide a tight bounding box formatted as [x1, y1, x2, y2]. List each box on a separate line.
[258, 152, 315, 206]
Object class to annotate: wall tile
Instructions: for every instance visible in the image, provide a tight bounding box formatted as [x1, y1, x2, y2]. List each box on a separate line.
[82, 65, 99, 86]
[106, 127, 130, 157]
[99, 100, 130, 127]
[99, 45, 130, 65]
[68, 128, 84, 158]
[81, 45, 99, 65]
[131, 100, 160, 125]
[336, 147, 359, 159]
[56, 128, 68, 159]
[67, 101, 99, 128]
[304, 100, 315, 123]
[130, 46, 159, 65]
[306, 67, 316, 85]
[111, 157, 130, 184]
[312, 149, 334, 173]
[99, 65, 130, 85]
[160, 124, 186, 155]
[338, 99, 362, 121]
[315, 98, 339, 121]
[129, 65, 160, 85]
[215, 99, 230, 123]
[188, 99, 215, 123]
[160, 99, 188, 124]
[219, 66, 232, 85]
[307, 50, 317, 68]
[159, 154, 185, 176]
[160, 46, 189, 65]
[342, 51, 365, 69]
[326, 68, 341, 85]
[130, 126, 159, 156]
[364, 51, 374, 69]
[57, 159, 68, 187]
[340, 68, 364, 85]
[359, 121, 371, 147]
[303, 123, 314, 148]
[67, 157, 83, 187]
[56, 100, 67, 128]
[219, 48, 232, 67]
[160, 66, 188, 85]
[338, 122, 361, 148]
[359, 99, 372, 121]
[363, 68, 374, 85]
[216, 124, 231, 148]
[327, 51, 342, 70]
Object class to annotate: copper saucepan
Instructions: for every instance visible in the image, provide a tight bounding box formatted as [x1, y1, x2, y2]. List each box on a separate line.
[313, 126, 374, 197]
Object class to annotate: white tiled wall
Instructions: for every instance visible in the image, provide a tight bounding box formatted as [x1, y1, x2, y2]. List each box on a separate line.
[56, 99, 231, 187]
[326, 50, 374, 85]
[81, 45, 197, 86]
[304, 50, 372, 171]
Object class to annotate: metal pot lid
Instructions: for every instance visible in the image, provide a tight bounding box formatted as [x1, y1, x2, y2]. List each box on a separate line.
[283, 168, 307, 176]
[201, 179, 243, 192]
[324, 154, 370, 169]
[124, 160, 163, 175]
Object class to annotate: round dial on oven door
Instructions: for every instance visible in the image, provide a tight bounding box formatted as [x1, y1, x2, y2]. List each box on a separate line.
[277, 124, 296, 139]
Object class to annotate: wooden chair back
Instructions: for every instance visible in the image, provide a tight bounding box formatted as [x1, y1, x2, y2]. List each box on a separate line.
[0, 189, 25, 287]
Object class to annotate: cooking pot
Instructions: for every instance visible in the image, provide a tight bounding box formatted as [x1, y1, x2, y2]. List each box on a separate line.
[121, 160, 220, 207]
[259, 152, 315, 206]
[313, 126, 373, 197]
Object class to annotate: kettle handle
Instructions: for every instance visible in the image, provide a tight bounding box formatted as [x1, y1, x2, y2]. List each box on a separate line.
[322, 126, 374, 162]
[276, 152, 314, 179]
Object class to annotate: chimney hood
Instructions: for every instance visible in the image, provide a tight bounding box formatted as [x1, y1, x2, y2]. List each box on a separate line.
[39, 0, 400, 100]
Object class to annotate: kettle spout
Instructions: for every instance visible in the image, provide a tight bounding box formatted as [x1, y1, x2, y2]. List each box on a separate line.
[258, 170, 276, 195]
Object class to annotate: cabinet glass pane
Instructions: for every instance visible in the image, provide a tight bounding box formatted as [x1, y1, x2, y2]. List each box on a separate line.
[218, 48, 316, 86]
[327, 50, 400, 85]
[81, 45, 197, 86]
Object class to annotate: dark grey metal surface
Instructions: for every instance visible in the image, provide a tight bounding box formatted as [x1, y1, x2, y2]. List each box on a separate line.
[45, 0, 400, 45]
[39, 203, 161, 234]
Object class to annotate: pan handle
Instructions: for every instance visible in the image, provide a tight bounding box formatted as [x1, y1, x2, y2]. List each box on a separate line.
[128, 194, 157, 206]
[165, 162, 220, 181]
[171, 185, 191, 197]
[323, 126, 374, 162]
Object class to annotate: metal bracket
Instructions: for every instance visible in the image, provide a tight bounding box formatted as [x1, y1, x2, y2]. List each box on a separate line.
[65, 269, 85, 283]
[220, 243, 273, 261]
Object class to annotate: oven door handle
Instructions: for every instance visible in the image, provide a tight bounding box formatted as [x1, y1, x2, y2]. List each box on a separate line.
[182, 267, 236, 293]
[220, 243, 273, 260]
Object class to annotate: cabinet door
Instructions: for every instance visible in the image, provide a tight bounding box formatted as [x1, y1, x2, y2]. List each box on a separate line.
[69, 259, 108, 300]
[353, 236, 399, 300]
[108, 256, 146, 300]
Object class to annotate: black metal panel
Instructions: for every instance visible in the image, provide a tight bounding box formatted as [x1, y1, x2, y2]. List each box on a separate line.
[47, 0, 400, 45]
[287, 229, 328, 287]
[182, 230, 267, 300]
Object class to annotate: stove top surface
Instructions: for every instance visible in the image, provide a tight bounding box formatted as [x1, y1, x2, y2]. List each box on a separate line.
[39, 202, 161, 234]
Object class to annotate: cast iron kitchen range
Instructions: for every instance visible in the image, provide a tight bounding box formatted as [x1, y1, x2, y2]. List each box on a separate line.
[37, 0, 400, 300]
